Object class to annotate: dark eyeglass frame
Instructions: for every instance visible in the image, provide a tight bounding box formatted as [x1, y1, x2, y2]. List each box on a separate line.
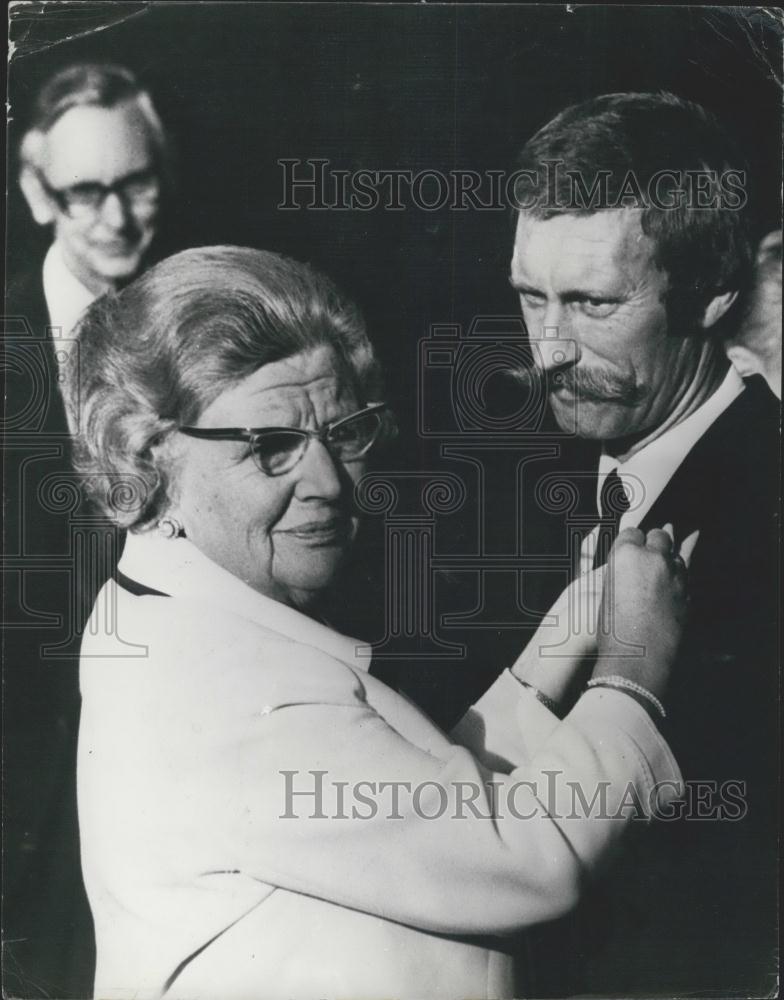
[178, 402, 387, 476]
[38, 165, 161, 217]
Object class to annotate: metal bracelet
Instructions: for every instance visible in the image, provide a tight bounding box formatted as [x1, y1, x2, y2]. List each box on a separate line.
[586, 675, 667, 720]
[518, 680, 561, 716]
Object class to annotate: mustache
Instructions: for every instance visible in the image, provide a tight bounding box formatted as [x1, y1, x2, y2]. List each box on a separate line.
[555, 366, 643, 403]
[511, 362, 643, 405]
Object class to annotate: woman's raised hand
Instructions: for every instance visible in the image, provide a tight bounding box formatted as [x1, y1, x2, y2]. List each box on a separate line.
[592, 524, 698, 701]
[510, 565, 606, 704]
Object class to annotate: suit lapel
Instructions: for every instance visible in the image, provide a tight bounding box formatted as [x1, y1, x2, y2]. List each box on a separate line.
[638, 376, 777, 543]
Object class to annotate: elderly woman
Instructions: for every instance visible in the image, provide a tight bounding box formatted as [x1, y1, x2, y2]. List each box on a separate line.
[71, 246, 689, 1000]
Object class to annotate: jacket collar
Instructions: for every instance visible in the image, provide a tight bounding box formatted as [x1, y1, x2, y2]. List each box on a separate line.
[597, 365, 745, 527]
[117, 531, 369, 671]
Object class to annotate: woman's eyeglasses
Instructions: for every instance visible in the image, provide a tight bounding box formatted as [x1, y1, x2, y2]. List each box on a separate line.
[178, 402, 387, 477]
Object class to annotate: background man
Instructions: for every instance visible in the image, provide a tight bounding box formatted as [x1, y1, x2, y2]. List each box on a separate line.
[508, 92, 778, 996]
[726, 228, 782, 398]
[15, 62, 169, 338]
[4, 63, 171, 996]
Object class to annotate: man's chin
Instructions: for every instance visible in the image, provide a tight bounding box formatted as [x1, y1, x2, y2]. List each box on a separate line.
[89, 237, 155, 282]
[91, 252, 145, 283]
[96, 245, 144, 266]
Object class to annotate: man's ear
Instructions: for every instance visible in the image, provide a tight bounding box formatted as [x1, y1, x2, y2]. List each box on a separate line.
[725, 343, 759, 379]
[19, 164, 56, 226]
[700, 290, 739, 330]
[18, 130, 56, 226]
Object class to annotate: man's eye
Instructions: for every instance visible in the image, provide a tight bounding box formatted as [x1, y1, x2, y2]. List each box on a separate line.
[68, 185, 103, 205]
[520, 292, 546, 308]
[579, 298, 617, 317]
[122, 172, 160, 200]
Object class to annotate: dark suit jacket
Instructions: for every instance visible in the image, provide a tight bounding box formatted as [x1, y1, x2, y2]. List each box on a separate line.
[523, 375, 779, 998]
[3, 264, 98, 998]
[371, 374, 778, 996]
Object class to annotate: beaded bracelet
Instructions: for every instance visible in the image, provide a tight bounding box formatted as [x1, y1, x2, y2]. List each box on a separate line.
[518, 680, 561, 716]
[586, 675, 666, 720]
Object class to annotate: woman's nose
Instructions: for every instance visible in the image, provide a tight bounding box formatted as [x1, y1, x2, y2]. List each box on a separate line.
[294, 439, 344, 500]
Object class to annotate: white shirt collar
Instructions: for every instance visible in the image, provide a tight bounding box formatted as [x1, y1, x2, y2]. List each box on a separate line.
[117, 530, 369, 672]
[597, 366, 745, 529]
[42, 241, 97, 337]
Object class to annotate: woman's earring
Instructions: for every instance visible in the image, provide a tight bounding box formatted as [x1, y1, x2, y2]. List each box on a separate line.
[157, 516, 185, 539]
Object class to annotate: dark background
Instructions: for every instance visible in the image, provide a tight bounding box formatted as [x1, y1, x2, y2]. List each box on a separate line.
[4, 4, 782, 997]
[8, 2, 783, 440]
[8, 1, 782, 641]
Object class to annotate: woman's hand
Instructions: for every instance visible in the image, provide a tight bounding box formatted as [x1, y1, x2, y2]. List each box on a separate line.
[511, 566, 606, 704]
[592, 525, 698, 701]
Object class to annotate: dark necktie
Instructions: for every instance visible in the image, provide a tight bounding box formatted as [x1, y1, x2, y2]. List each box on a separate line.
[593, 467, 630, 569]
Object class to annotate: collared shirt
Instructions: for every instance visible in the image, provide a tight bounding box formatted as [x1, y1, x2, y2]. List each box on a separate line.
[42, 241, 96, 338]
[42, 242, 99, 433]
[579, 366, 745, 573]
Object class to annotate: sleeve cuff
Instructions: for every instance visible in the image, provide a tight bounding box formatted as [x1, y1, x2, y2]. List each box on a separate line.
[452, 669, 562, 770]
[569, 687, 684, 814]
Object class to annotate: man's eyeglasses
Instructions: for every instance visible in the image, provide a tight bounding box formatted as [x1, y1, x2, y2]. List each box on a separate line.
[178, 402, 387, 477]
[39, 166, 160, 219]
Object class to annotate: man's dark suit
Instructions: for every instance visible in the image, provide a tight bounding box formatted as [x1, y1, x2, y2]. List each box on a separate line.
[4, 265, 97, 998]
[522, 374, 779, 998]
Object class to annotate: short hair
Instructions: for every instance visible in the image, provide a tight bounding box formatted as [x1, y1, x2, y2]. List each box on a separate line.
[67, 246, 387, 529]
[514, 92, 755, 334]
[19, 63, 171, 180]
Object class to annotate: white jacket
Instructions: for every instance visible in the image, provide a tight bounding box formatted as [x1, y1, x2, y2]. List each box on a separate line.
[78, 531, 682, 999]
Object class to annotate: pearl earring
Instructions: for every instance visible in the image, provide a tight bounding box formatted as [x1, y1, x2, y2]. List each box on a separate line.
[157, 516, 185, 539]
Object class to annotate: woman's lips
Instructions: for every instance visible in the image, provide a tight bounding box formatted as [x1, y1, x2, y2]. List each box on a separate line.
[275, 517, 350, 544]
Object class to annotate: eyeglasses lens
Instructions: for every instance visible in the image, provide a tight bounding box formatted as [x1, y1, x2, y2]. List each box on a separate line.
[250, 411, 381, 476]
[250, 432, 309, 476]
[62, 172, 160, 218]
[328, 411, 381, 459]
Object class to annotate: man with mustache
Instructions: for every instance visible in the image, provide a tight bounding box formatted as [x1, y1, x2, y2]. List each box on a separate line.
[506, 92, 778, 996]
